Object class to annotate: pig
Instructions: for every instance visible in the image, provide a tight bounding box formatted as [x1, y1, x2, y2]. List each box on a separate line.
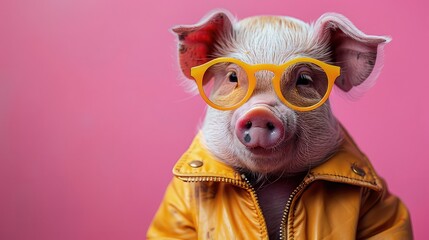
[147, 10, 412, 239]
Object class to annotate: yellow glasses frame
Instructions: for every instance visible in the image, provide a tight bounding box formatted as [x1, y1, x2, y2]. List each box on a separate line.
[191, 57, 341, 111]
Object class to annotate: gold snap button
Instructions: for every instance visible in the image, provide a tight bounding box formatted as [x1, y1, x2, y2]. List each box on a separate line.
[351, 164, 366, 177]
[189, 160, 203, 168]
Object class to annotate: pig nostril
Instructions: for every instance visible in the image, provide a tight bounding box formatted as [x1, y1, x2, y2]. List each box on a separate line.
[244, 132, 251, 143]
[236, 107, 285, 149]
[266, 122, 275, 131]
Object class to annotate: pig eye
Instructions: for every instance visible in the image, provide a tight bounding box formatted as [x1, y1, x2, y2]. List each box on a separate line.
[296, 73, 313, 86]
[228, 71, 238, 83]
[201, 61, 249, 109]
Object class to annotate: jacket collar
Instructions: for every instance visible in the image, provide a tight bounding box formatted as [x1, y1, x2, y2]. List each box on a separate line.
[173, 129, 382, 191]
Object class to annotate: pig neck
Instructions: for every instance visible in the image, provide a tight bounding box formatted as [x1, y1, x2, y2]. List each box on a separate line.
[244, 172, 306, 240]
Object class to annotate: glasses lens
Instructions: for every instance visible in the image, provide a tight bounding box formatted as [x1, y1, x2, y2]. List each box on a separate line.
[202, 61, 249, 108]
[280, 62, 329, 108]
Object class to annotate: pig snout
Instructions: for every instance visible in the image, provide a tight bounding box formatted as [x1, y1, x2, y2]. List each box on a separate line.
[235, 107, 285, 149]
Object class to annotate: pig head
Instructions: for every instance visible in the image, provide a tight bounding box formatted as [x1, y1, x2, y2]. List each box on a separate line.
[172, 11, 389, 175]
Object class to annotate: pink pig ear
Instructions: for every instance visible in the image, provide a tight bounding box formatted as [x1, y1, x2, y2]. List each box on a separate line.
[172, 10, 234, 80]
[314, 13, 391, 92]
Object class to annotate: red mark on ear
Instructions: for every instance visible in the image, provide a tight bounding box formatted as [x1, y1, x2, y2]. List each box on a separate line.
[186, 31, 214, 43]
[195, 44, 209, 57]
[175, 13, 229, 79]
[180, 23, 220, 65]
[182, 17, 224, 44]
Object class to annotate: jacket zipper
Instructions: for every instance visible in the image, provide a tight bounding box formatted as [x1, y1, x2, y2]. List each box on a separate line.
[240, 173, 269, 239]
[278, 179, 310, 240]
[177, 175, 248, 188]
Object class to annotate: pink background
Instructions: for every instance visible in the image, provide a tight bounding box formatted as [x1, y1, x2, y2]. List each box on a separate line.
[1, 0, 427, 239]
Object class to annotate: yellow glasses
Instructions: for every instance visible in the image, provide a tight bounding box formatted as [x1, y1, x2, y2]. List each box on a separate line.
[191, 57, 341, 111]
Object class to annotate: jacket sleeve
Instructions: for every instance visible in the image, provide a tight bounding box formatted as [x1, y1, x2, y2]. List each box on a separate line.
[357, 178, 413, 240]
[147, 177, 197, 239]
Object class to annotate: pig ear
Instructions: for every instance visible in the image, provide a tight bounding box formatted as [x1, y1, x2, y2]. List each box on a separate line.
[171, 11, 235, 79]
[314, 13, 391, 92]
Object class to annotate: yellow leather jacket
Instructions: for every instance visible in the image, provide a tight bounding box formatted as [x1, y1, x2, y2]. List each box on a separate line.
[147, 132, 412, 239]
